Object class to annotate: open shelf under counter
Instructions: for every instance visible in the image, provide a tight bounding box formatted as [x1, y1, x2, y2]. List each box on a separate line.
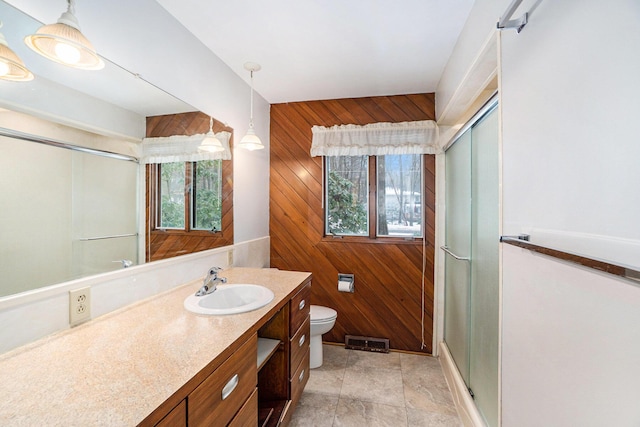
[257, 337, 281, 371]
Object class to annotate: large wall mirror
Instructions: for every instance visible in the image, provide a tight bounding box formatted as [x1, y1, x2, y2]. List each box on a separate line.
[0, 1, 232, 298]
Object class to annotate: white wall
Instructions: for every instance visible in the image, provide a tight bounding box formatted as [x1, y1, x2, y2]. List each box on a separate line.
[501, 0, 640, 243]
[500, 0, 640, 425]
[436, 0, 503, 121]
[0, 76, 146, 140]
[438, 0, 640, 425]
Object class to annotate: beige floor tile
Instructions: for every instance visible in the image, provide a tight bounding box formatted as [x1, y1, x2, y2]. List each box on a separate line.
[340, 364, 405, 407]
[305, 345, 349, 396]
[321, 344, 350, 369]
[289, 391, 339, 427]
[333, 398, 408, 427]
[400, 352, 442, 374]
[407, 407, 463, 427]
[292, 346, 462, 426]
[346, 348, 401, 370]
[400, 352, 458, 416]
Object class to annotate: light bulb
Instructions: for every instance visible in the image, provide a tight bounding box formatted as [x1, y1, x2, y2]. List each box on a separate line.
[54, 42, 81, 64]
[0, 60, 9, 77]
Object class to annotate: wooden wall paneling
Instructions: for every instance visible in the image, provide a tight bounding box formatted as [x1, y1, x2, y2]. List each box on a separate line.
[145, 111, 233, 262]
[270, 94, 436, 353]
[319, 241, 425, 350]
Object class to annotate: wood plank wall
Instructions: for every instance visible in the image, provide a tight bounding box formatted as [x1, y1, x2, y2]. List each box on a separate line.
[270, 94, 436, 353]
[145, 111, 233, 261]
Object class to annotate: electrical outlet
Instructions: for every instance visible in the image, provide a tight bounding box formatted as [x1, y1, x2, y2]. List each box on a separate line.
[69, 287, 91, 325]
[228, 250, 234, 266]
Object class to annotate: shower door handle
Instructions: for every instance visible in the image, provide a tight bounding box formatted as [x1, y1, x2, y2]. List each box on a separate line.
[440, 246, 470, 262]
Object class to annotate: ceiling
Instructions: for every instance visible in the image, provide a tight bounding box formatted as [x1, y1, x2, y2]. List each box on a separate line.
[157, 0, 475, 104]
[2, 0, 475, 113]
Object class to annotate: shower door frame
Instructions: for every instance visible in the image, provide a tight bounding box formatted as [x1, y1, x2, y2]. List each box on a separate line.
[441, 97, 501, 427]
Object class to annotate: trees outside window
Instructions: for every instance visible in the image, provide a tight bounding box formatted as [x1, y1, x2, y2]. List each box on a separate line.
[325, 154, 423, 239]
[155, 160, 222, 232]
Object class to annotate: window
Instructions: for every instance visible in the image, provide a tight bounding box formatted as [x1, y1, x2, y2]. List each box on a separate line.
[326, 156, 369, 236]
[153, 160, 222, 232]
[376, 154, 423, 237]
[325, 154, 424, 239]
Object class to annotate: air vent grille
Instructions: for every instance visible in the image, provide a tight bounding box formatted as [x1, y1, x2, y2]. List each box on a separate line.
[345, 335, 390, 353]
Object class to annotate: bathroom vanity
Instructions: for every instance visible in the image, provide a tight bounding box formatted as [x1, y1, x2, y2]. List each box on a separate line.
[0, 267, 311, 426]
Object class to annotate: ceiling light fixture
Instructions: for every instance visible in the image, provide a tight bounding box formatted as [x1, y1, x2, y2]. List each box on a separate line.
[0, 21, 34, 81]
[198, 116, 224, 153]
[24, 0, 104, 70]
[238, 62, 264, 151]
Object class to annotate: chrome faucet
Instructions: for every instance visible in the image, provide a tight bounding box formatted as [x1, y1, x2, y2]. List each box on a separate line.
[195, 267, 227, 296]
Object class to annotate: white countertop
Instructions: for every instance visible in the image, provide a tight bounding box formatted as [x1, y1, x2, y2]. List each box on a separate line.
[0, 267, 311, 426]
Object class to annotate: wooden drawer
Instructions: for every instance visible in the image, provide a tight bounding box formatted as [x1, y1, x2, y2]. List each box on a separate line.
[188, 335, 257, 427]
[289, 283, 310, 336]
[228, 388, 258, 427]
[290, 348, 310, 407]
[155, 399, 186, 427]
[289, 316, 309, 379]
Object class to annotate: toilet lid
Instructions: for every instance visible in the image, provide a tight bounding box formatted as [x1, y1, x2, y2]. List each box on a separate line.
[310, 305, 337, 322]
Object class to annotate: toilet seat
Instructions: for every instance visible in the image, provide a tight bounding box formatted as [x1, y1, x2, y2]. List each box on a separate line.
[310, 305, 337, 323]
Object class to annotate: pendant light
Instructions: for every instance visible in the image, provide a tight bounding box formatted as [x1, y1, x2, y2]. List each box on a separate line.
[24, 0, 104, 70]
[238, 62, 264, 151]
[198, 116, 224, 153]
[0, 21, 33, 81]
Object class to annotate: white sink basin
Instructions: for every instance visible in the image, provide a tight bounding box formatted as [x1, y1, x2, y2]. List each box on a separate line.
[184, 284, 275, 315]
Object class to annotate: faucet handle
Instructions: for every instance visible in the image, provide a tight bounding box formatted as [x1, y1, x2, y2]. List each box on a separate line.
[209, 266, 223, 275]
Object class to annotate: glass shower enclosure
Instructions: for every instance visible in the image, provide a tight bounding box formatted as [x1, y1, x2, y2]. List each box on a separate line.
[0, 131, 138, 297]
[444, 102, 499, 426]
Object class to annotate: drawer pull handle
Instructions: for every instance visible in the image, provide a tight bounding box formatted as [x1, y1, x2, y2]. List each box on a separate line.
[299, 334, 306, 347]
[299, 369, 305, 383]
[299, 299, 305, 310]
[221, 374, 239, 401]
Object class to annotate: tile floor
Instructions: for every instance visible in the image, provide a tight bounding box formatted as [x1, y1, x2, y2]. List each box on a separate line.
[290, 345, 462, 427]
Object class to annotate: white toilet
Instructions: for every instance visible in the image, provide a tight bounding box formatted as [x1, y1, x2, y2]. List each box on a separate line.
[309, 305, 338, 369]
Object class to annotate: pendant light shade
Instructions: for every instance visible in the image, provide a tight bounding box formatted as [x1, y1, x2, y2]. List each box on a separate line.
[0, 23, 34, 82]
[24, 0, 104, 70]
[239, 123, 263, 151]
[199, 117, 224, 153]
[239, 62, 264, 151]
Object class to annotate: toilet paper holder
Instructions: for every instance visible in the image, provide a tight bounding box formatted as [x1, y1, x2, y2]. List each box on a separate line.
[338, 273, 354, 293]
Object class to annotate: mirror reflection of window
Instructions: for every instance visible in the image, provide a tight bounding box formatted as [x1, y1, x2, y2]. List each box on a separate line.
[155, 160, 222, 232]
[159, 162, 186, 229]
[145, 111, 233, 262]
[193, 160, 222, 232]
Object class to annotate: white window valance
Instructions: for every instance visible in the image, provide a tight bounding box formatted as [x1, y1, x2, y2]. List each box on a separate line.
[141, 131, 232, 164]
[310, 120, 440, 157]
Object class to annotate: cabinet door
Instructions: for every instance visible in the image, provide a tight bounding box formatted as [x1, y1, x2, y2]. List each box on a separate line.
[189, 335, 257, 427]
[155, 399, 186, 427]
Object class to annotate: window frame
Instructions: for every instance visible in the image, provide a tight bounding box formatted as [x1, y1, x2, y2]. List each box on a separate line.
[323, 155, 428, 244]
[147, 160, 230, 238]
[191, 159, 223, 232]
